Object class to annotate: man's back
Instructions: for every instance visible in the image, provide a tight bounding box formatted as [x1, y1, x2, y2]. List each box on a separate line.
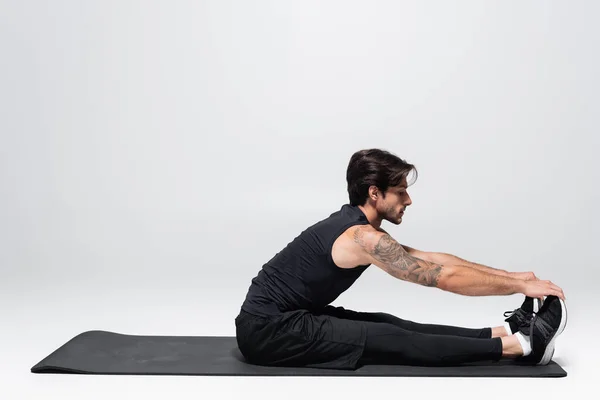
[239, 204, 372, 317]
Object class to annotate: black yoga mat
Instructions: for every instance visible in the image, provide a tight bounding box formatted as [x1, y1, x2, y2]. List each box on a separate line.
[31, 330, 567, 377]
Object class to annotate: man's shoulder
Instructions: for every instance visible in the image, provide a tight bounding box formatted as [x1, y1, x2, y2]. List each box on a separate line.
[331, 223, 379, 268]
[340, 223, 381, 243]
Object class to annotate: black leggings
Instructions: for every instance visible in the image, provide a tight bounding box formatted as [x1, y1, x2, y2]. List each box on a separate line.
[236, 306, 504, 369]
[319, 306, 504, 367]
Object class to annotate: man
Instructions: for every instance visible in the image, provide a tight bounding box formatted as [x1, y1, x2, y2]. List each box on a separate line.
[235, 148, 567, 370]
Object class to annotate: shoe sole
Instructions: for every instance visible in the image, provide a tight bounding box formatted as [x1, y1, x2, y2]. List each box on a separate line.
[538, 298, 567, 365]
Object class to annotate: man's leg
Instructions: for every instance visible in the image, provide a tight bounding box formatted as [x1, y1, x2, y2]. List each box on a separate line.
[318, 305, 508, 339]
[358, 319, 521, 367]
[237, 308, 522, 369]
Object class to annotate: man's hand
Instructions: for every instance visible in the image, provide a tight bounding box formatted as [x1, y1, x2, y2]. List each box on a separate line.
[510, 271, 538, 281]
[511, 271, 566, 302]
[520, 279, 566, 301]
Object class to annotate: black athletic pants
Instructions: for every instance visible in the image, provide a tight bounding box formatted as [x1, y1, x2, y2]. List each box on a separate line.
[235, 305, 504, 370]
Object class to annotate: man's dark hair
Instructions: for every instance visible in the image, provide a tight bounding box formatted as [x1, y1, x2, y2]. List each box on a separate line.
[346, 149, 418, 206]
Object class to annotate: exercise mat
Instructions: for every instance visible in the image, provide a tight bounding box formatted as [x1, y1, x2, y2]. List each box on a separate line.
[30, 330, 567, 377]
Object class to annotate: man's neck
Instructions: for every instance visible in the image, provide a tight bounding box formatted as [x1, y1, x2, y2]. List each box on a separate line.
[357, 204, 383, 230]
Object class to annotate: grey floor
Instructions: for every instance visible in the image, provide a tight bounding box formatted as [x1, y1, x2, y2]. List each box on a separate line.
[4, 273, 594, 400]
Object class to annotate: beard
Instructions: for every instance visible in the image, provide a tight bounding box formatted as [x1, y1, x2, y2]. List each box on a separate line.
[382, 205, 403, 224]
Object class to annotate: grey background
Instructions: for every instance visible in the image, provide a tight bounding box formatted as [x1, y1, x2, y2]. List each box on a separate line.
[1, 0, 598, 398]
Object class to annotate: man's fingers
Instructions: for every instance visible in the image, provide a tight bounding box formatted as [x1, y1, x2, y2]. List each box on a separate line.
[528, 280, 566, 301]
[543, 281, 561, 291]
[548, 283, 564, 296]
[551, 285, 562, 293]
[548, 288, 565, 300]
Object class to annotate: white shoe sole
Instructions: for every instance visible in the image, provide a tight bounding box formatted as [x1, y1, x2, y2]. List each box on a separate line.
[538, 298, 567, 365]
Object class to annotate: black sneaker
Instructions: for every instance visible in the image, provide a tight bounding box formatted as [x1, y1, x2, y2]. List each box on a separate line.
[504, 296, 542, 335]
[522, 295, 568, 365]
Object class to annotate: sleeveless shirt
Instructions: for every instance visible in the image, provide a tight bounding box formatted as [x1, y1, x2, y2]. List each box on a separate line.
[240, 204, 372, 317]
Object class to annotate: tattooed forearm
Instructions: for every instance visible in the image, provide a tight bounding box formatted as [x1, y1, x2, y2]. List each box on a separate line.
[372, 235, 443, 287]
[354, 229, 443, 287]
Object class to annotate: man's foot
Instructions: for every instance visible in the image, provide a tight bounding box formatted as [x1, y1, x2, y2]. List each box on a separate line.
[518, 295, 567, 365]
[503, 296, 541, 335]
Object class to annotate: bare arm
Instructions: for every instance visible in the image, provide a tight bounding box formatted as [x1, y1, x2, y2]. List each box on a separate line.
[429, 252, 510, 277]
[381, 230, 509, 278]
[354, 227, 525, 296]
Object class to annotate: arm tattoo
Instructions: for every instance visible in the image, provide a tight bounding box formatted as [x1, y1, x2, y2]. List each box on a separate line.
[354, 229, 443, 287]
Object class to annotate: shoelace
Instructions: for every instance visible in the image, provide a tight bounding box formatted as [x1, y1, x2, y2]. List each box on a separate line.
[503, 308, 534, 326]
[503, 309, 518, 318]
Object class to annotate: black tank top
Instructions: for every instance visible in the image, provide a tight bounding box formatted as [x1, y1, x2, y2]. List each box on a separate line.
[240, 204, 372, 316]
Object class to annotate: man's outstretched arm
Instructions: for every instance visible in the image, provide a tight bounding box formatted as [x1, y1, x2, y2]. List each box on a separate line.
[401, 244, 538, 280]
[355, 227, 565, 299]
[381, 230, 512, 278]
[426, 251, 510, 277]
[354, 228, 524, 295]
